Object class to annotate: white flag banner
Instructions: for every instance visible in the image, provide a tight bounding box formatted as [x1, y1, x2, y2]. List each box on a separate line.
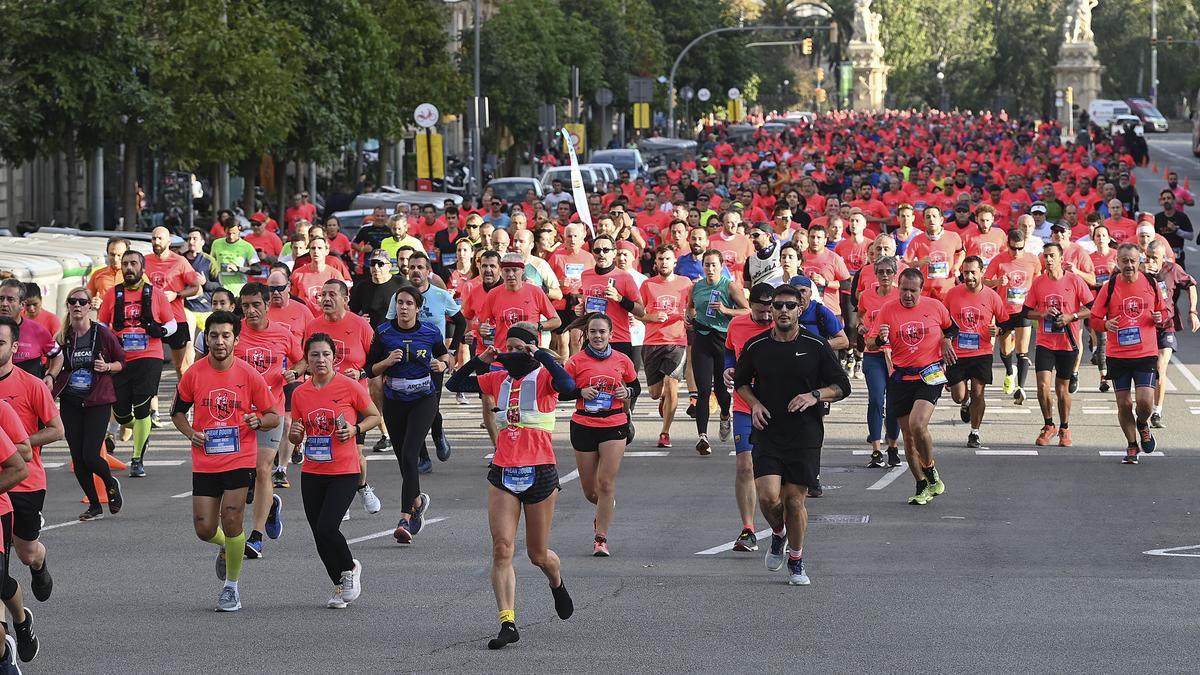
[561, 127, 594, 237]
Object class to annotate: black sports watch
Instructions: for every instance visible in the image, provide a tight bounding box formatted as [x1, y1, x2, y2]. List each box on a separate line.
[810, 389, 822, 402]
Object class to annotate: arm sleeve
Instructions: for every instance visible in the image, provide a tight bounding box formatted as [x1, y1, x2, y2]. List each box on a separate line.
[447, 312, 467, 352]
[364, 334, 387, 376]
[430, 337, 448, 359]
[446, 358, 484, 393]
[535, 349, 575, 393]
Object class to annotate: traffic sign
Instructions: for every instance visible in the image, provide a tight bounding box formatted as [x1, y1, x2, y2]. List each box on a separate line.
[414, 103, 439, 128]
[697, 88, 711, 102]
[680, 86, 695, 101]
[727, 87, 741, 100]
[595, 88, 614, 107]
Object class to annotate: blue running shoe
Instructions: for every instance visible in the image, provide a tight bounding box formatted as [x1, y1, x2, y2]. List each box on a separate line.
[1139, 425, 1156, 454]
[764, 532, 786, 571]
[434, 432, 451, 462]
[787, 557, 811, 585]
[410, 493, 431, 535]
[265, 494, 283, 539]
[417, 457, 433, 474]
[244, 538, 262, 559]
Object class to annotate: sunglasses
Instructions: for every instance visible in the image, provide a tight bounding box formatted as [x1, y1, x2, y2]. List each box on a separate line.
[466, 223, 479, 229]
[268, 285, 288, 293]
[771, 301, 799, 310]
[370, 260, 391, 268]
[66, 297, 89, 307]
[592, 247, 614, 254]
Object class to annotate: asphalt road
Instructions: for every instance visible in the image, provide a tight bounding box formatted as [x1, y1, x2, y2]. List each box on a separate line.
[24, 135, 1200, 674]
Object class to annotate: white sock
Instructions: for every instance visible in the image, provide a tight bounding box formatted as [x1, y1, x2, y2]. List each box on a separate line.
[224, 580, 238, 590]
[971, 428, 980, 433]
[1153, 405, 1162, 415]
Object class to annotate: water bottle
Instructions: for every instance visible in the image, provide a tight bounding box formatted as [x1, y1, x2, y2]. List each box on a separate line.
[706, 289, 719, 318]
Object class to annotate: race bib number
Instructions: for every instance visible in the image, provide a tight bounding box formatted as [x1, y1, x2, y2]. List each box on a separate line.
[1158, 280, 1169, 300]
[1096, 273, 1110, 285]
[203, 427, 240, 456]
[1006, 287, 1027, 305]
[1117, 326, 1142, 347]
[66, 368, 93, 394]
[564, 263, 585, 280]
[585, 296, 609, 313]
[928, 261, 949, 279]
[441, 252, 458, 267]
[584, 391, 614, 413]
[957, 332, 980, 351]
[304, 435, 333, 462]
[386, 375, 433, 396]
[501, 466, 535, 494]
[121, 332, 149, 352]
[920, 363, 948, 386]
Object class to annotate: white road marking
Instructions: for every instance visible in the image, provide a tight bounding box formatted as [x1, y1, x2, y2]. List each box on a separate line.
[42, 519, 85, 533]
[990, 408, 1032, 414]
[142, 460, 185, 467]
[1144, 544, 1200, 557]
[561, 469, 580, 484]
[171, 491, 193, 499]
[42, 462, 64, 469]
[694, 527, 772, 555]
[1098, 451, 1166, 457]
[1152, 145, 1197, 165]
[866, 466, 907, 491]
[346, 517, 448, 544]
[625, 451, 669, 457]
[1171, 355, 1200, 391]
[975, 449, 1038, 456]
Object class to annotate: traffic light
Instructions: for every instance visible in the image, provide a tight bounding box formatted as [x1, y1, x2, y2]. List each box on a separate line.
[802, 38, 813, 55]
[1151, 37, 1158, 47]
[816, 68, 825, 82]
[1167, 35, 1175, 47]
[815, 88, 827, 103]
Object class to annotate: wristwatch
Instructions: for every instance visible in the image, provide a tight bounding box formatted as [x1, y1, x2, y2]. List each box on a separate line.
[810, 389, 822, 402]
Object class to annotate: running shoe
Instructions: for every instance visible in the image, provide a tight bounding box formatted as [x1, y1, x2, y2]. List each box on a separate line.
[807, 482, 823, 498]
[852, 361, 863, 379]
[1013, 387, 1027, 405]
[266, 494, 283, 539]
[1139, 426, 1156, 454]
[886, 446, 902, 467]
[417, 456, 433, 474]
[550, 579, 574, 619]
[695, 434, 711, 456]
[1098, 379, 1110, 393]
[456, 391, 469, 405]
[13, 608, 37, 663]
[272, 468, 289, 489]
[967, 431, 982, 449]
[434, 431, 452, 461]
[765, 531, 787, 570]
[909, 480, 931, 505]
[1035, 424, 1057, 446]
[719, 416, 732, 442]
[1058, 428, 1072, 447]
[867, 450, 884, 468]
[78, 505, 104, 522]
[733, 528, 759, 552]
[216, 586, 241, 612]
[685, 394, 697, 418]
[925, 467, 945, 496]
[592, 536, 610, 557]
[359, 484, 381, 514]
[150, 411, 163, 428]
[107, 478, 123, 515]
[327, 586, 347, 609]
[1068, 372, 1079, 394]
[2, 634, 19, 673]
[244, 538, 263, 559]
[393, 518, 412, 544]
[342, 510, 351, 522]
[291, 448, 304, 465]
[215, 550, 226, 581]
[488, 622, 520, 649]
[372, 436, 390, 453]
[786, 557, 811, 586]
[29, 558, 51, 602]
[128, 459, 145, 478]
[1002, 374, 1015, 395]
[1122, 447, 1139, 464]
[340, 559, 362, 603]
[411, 493, 431, 535]
[657, 432, 671, 448]
[959, 399, 970, 424]
[1150, 412, 1164, 429]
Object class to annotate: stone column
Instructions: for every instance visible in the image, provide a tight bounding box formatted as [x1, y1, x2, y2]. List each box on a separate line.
[1054, 41, 1103, 129]
[848, 41, 889, 112]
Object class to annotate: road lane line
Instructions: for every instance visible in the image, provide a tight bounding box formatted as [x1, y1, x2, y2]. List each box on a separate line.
[346, 517, 447, 544]
[975, 449, 1038, 456]
[625, 451, 669, 457]
[1171, 355, 1200, 391]
[171, 491, 193, 499]
[142, 460, 185, 467]
[42, 520, 85, 533]
[695, 527, 772, 555]
[1098, 451, 1166, 457]
[561, 469, 579, 484]
[866, 466, 907, 491]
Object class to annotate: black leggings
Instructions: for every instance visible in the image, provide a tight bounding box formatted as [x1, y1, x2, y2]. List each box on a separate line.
[301, 472, 359, 584]
[60, 401, 114, 507]
[612, 342, 642, 418]
[384, 395, 439, 514]
[426, 371, 445, 457]
[692, 330, 731, 435]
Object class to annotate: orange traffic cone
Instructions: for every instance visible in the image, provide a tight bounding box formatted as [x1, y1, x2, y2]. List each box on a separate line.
[102, 445, 126, 471]
[72, 446, 126, 504]
[81, 476, 109, 505]
[1186, 177, 1191, 190]
[1164, 167, 1171, 179]
[1152, 162, 1158, 173]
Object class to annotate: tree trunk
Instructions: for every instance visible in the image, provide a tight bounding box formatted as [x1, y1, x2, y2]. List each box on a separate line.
[377, 138, 390, 189]
[65, 129, 77, 226]
[353, 139, 365, 184]
[122, 143, 139, 231]
[240, 155, 258, 217]
[275, 154, 287, 227]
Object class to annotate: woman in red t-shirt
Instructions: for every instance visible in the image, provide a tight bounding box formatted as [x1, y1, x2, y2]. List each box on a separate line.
[445, 322, 577, 650]
[563, 314, 638, 557]
[288, 333, 381, 609]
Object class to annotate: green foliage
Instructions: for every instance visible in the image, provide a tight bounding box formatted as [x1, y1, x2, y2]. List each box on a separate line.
[652, 0, 754, 114]
[561, 0, 667, 106]
[1094, 0, 1200, 108]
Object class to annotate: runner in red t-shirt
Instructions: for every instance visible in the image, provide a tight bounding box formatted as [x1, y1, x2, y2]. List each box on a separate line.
[709, 212, 754, 279]
[1088, 243, 1166, 463]
[480, 253, 561, 349]
[547, 224, 595, 359]
[942, 257, 1009, 449]
[902, 206, 963, 301]
[0, 401, 30, 663]
[961, 204, 1007, 269]
[147, 227, 204, 380]
[638, 247, 693, 448]
[171, 310, 279, 612]
[983, 229, 1041, 403]
[291, 238, 348, 316]
[866, 269, 955, 506]
[1024, 244, 1094, 447]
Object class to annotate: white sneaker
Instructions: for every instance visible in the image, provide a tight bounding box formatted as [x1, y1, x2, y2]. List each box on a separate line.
[359, 485, 381, 514]
[216, 585, 241, 612]
[340, 559, 362, 603]
[456, 392, 469, 405]
[327, 585, 347, 609]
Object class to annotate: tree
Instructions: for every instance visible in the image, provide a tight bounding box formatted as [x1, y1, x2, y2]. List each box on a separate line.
[652, 0, 754, 124]
[875, 0, 995, 110]
[1093, 0, 1200, 112]
[560, 0, 667, 109]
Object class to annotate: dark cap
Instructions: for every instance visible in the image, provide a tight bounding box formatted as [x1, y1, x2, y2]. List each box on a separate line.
[752, 221, 774, 235]
[1050, 223, 1068, 234]
[748, 283, 776, 304]
[789, 274, 814, 289]
[1007, 228, 1026, 242]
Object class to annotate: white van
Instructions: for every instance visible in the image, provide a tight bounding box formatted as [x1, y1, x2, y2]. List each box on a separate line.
[1088, 99, 1132, 128]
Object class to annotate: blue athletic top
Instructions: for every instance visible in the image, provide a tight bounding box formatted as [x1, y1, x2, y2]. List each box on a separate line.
[365, 320, 449, 401]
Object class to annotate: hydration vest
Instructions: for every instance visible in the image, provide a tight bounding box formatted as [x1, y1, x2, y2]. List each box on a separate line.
[112, 284, 155, 332]
[494, 368, 555, 432]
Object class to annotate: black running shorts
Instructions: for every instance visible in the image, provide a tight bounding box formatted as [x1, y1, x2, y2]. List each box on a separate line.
[751, 442, 820, 489]
[487, 464, 560, 505]
[8, 490, 44, 541]
[192, 468, 256, 498]
[1035, 347, 1078, 379]
[643, 345, 686, 386]
[946, 354, 993, 386]
[887, 378, 943, 420]
[569, 421, 628, 452]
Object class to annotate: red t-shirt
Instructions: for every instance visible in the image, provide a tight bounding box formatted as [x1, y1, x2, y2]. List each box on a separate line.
[235, 322, 302, 407]
[801, 249, 852, 314]
[1104, 217, 1138, 245]
[144, 251, 202, 323]
[577, 268, 640, 343]
[857, 285, 899, 354]
[11, 317, 59, 368]
[962, 228, 1007, 268]
[867, 296, 953, 377]
[97, 284, 174, 362]
[1090, 274, 1165, 360]
[0, 398, 29, 511]
[904, 231, 963, 298]
[1090, 248, 1118, 286]
[0, 367, 58, 492]
[639, 275, 693, 346]
[244, 231, 284, 259]
[1024, 273, 1094, 351]
[0, 415, 17, 515]
[549, 249, 596, 310]
[943, 284, 1010, 358]
[478, 368, 559, 467]
[984, 250, 1042, 314]
[302, 312, 374, 374]
[291, 265, 347, 316]
[176, 357, 277, 473]
[725, 315, 771, 414]
[709, 232, 754, 277]
[565, 350, 637, 428]
[480, 284, 556, 348]
[459, 279, 492, 352]
[292, 375, 372, 476]
[268, 299, 316, 343]
[834, 237, 872, 273]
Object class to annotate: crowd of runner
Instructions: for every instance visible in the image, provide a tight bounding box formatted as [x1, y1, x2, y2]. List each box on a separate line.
[0, 109, 1195, 661]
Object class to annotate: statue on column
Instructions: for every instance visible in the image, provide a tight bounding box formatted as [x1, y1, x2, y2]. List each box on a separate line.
[1061, 0, 1097, 44]
[852, 0, 881, 45]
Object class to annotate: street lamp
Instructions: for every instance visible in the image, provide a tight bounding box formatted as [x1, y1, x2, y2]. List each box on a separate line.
[445, 0, 482, 200]
[936, 62, 947, 110]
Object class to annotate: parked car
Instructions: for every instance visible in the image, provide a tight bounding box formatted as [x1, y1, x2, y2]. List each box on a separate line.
[486, 177, 543, 206]
[588, 149, 647, 180]
[539, 165, 605, 194]
[1125, 97, 1169, 132]
[351, 189, 463, 211]
[638, 138, 698, 171]
[1087, 99, 1132, 128]
[581, 163, 618, 187]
